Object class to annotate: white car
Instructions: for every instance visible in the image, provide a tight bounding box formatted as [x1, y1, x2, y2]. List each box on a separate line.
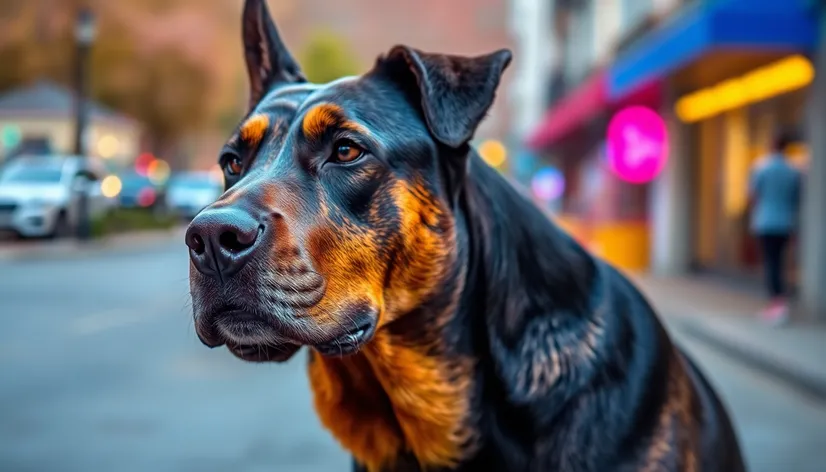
[0, 155, 116, 238]
[165, 172, 223, 220]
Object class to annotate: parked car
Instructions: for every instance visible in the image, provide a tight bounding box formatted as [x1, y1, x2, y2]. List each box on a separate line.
[117, 171, 167, 213]
[0, 154, 116, 238]
[165, 171, 223, 220]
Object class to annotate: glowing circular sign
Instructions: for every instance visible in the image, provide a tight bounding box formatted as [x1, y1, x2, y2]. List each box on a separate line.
[606, 106, 668, 184]
[531, 167, 565, 202]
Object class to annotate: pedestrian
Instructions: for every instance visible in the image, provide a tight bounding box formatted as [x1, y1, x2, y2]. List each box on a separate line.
[748, 132, 803, 325]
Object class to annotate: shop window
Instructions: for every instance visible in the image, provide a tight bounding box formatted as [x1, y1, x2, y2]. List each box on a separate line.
[558, 150, 650, 223]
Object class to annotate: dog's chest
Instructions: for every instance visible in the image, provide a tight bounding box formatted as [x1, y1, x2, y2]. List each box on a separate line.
[307, 332, 475, 472]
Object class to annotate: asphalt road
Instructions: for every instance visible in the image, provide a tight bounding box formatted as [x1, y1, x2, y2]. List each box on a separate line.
[1, 239, 825, 472]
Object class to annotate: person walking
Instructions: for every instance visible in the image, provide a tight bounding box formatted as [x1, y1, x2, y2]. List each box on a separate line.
[748, 133, 803, 325]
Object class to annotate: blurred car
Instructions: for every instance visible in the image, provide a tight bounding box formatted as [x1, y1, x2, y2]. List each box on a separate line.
[165, 172, 223, 219]
[0, 154, 116, 238]
[117, 171, 167, 212]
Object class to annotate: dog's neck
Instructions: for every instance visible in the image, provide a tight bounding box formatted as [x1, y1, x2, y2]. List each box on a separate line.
[457, 152, 599, 340]
[308, 153, 604, 472]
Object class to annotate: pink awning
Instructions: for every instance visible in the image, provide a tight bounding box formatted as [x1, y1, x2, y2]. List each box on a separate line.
[526, 71, 608, 150]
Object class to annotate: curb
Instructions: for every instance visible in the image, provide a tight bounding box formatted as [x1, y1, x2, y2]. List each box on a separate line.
[0, 226, 187, 262]
[675, 318, 826, 402]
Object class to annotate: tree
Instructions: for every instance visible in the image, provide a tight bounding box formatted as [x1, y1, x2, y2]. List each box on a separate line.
[0, 10, 211, 165]
[93, 41, 210, 158]
[298, 30, 361, 84]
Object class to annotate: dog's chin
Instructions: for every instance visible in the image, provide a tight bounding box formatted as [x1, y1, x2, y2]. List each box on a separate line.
[193, 303, 379, 362]
[226, 341, 301, 363]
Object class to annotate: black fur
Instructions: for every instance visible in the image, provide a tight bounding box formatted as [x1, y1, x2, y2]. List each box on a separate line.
[350, 150, 746, 471]
[206, 3, 748, 470]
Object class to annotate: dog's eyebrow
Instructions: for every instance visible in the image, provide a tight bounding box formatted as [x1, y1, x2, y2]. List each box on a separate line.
[301, 103, 368, 141]
[240, 114, 270, 146]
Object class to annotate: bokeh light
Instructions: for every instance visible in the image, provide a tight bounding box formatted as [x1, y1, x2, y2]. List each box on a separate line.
[478, 139, 507, 168]
[606, 106, 668, 184]
[96, 134, 120, 159]
[1, 125, 22, 150]
[531, 167, 565, 202]
[137, 187, 156, 207]
[99, 175, 122, 198]
[134, 153, 155, 177]
[147, 159, 171, 185]
[675, 55, 814, 123]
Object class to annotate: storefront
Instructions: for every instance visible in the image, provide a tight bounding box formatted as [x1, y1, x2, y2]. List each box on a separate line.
[682, 57, 813, 287]
[526, 72, 662, 272]
[608, 0, 818, 279]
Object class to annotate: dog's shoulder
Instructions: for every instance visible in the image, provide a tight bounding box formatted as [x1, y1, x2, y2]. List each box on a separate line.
[460, 164, 693, 468]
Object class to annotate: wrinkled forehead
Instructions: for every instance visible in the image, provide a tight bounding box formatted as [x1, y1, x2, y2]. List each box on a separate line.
[228, 76, 425, 160]
[227, 81, 319, 153]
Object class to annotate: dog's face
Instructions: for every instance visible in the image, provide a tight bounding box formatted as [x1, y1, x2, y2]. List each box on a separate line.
[187, 0, 510, 362]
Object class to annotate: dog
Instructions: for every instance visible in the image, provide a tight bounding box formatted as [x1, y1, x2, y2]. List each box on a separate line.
[186, 1, 747, 470]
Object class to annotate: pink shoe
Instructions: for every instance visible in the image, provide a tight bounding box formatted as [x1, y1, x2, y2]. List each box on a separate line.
[760, 299, 790, 326]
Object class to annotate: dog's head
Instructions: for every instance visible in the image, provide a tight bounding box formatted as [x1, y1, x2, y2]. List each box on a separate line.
[187, 0, 511, 362]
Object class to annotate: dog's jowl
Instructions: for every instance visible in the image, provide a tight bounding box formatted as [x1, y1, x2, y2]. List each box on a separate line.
[186, 1, 747, 471]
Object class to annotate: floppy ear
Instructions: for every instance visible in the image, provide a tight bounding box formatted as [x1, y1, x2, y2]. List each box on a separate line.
[383, 46, 512, 149]
[242, 0, 305, 109]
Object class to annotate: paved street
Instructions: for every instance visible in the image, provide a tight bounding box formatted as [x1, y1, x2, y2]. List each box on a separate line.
[0, 240, 349, 472]
[669, 330, 826, 472]
[1, 239, 825, 471]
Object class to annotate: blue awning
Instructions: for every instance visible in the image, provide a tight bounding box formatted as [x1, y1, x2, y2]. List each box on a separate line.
[608, 0, 819, 100]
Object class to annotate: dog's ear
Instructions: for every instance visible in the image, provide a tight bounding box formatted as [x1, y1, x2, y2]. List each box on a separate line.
[382, 46, 512, 149]
[242, 0, 305, 109]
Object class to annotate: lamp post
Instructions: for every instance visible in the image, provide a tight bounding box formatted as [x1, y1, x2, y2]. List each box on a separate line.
[73, 7, 96, 240]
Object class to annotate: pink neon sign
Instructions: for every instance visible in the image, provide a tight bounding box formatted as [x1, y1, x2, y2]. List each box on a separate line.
[606, 106, 668, 184]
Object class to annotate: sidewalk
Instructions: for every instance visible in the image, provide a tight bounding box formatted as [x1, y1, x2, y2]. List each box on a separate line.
[0, 226, 187, 262]
[634, 274, 826, 400]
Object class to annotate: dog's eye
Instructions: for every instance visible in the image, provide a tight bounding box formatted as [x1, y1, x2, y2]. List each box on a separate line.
[224, 156, 243, 176]
[333, 140, 365, 163]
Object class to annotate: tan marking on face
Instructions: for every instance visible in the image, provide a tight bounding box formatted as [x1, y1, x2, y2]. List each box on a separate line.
[301, 103, 370, 142]
[304, 222, 384, 325]
[239, 114, 269, 146]
[305, 177, 472, 470]
[340, 120, 370, 135]
[382, 180, 453, 324]
[302, 104, 342, 141]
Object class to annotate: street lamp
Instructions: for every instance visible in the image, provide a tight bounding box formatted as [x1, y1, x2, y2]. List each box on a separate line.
[73, 7, 96, 240]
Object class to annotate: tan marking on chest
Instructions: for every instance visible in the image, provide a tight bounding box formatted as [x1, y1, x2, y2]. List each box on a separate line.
[308, 332, 474, 471]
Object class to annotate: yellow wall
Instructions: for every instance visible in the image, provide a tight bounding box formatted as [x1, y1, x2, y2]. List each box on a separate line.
[723, 108, 751, 218]
[695, 118, 718, 265]
[555, 214, 650, 271]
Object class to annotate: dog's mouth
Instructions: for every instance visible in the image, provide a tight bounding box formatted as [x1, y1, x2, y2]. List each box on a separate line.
[225, 341, 300, 362]
[194, 304, 377, 362]
[311, 318, 376, 357]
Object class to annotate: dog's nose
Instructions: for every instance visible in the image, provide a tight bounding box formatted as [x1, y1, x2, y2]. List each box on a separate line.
[186, 207, 262, 281]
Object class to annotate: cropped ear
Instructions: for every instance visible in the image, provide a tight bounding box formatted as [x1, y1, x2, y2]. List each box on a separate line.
[383, 46, 512, 149]
[242, 0, 305, 109]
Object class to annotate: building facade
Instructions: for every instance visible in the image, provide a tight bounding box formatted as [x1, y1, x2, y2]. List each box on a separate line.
[522, 0, 674, 271]
[277, 0, 516, 146]
[521, 0, 826, 318]
[0, 81, 141, 165]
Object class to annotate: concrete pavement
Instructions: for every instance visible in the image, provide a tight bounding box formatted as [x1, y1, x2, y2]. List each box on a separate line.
[0, 239, 349, 472]
[1, 240, 825, 471]
[636, 274, 826, 402]
[0, 226, 187, 263]
[668, 327, 826, 472]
